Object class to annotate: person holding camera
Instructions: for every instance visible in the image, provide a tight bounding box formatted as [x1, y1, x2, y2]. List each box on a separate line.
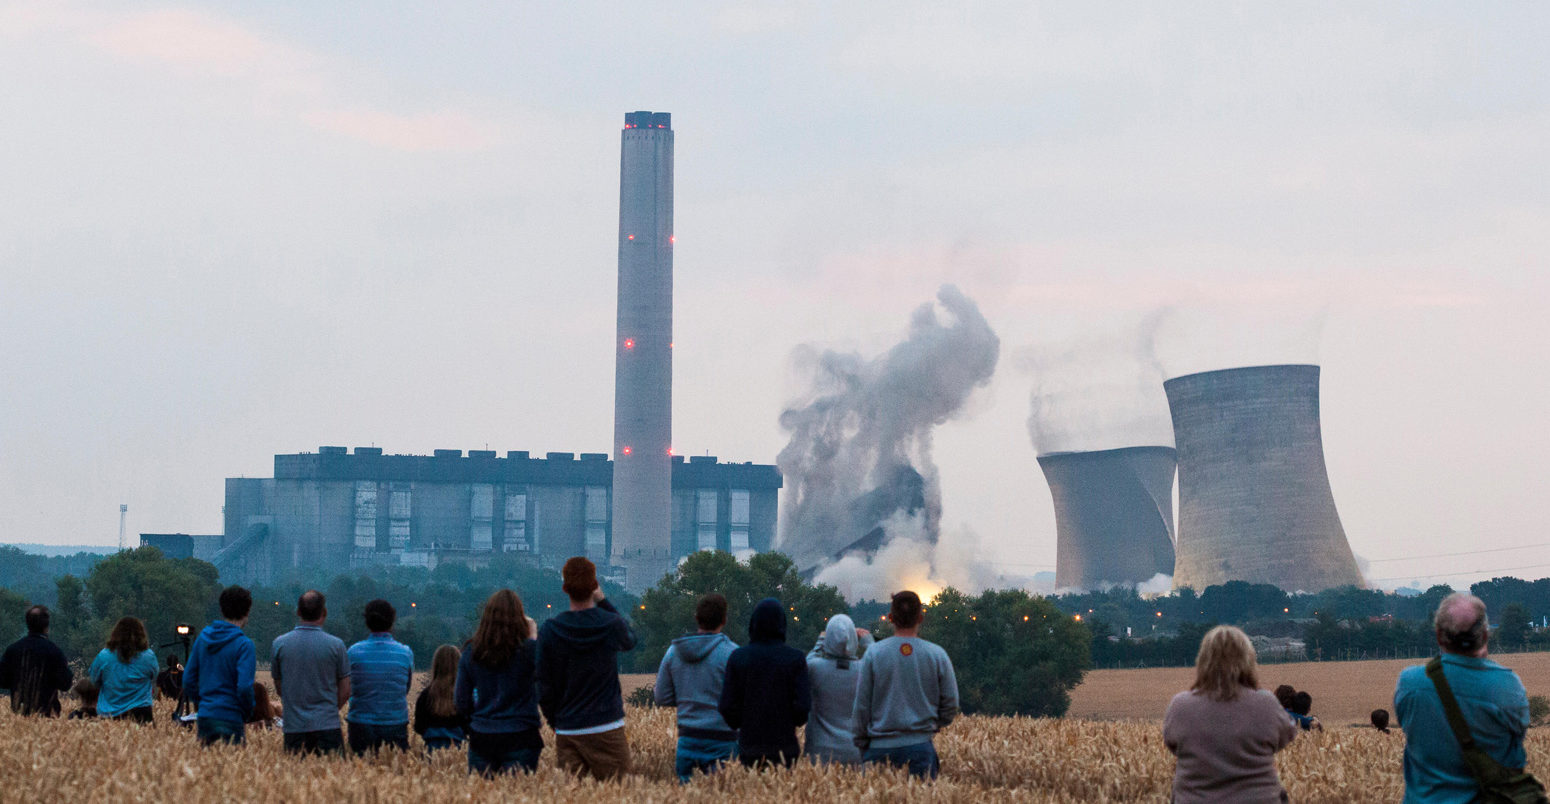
[345, 599, 414, 754]
[183, 586, 257, 746]
[537, 557, 637, 781]
[272, 590, 351, 755]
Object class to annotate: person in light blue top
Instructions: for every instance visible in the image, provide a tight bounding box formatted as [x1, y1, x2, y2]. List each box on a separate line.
[1395, 592, 1531, 804]
[89, 616, 158, 724]
[656, 593, 740, 782]
[346, 598, 414, 754]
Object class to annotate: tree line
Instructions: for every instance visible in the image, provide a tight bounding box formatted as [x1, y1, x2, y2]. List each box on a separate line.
[0, 546, 1093, 719]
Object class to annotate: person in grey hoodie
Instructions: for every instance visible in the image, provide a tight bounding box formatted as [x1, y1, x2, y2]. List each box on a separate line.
[805, 613, 874, 765]
[853, 590, 959, 779]
[655, 593, 739, 782]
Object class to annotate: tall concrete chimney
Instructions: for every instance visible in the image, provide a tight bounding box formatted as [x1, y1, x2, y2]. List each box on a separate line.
[611, 110, 674, 591]
[1166, 364, 1363, 593]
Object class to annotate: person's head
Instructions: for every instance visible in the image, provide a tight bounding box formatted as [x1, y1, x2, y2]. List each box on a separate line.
[1273, 684, 1297, 710]
[1371, 708, 1391, 732]
[1435, 592, 1490, 656]
[25, 605, 49, 636]
[749, 598, 788, 644]
[1292, 691, 1313, 716]
[363, 599, 396, 633]
[426, 644, 461, 718]
[472, 589, 530, 669]
[72, 678, 98, 706]
[252, 682, 276, 719]
[219, 586, 253, 623]
[562, 556, 599, 603]
[165, 654, 180, 670]
[822, 613, 860, 662]
[889, 590, 924, 631]
[1190, 625, 1259, 702]
[695, 593, 728, 633]
[431, 644, 460, 680]
[106, 616, 149, 663]
[296, 590, 326, 624]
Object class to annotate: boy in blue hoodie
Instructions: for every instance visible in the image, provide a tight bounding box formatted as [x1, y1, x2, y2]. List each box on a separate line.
[183, 586, 256, 746]
[655, 593, 739, 782]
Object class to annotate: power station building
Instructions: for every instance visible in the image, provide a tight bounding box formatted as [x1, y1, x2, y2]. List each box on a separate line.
[1166, 364, 1363, 593]
[1038, 447, 1177, 590]
[612, 110, 676, 591]
[210, 446, 780, 586]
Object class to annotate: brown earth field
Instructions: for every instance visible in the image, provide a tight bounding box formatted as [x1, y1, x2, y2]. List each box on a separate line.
[286, 654, 1550, 730]
[1069, 650, 1550, 725]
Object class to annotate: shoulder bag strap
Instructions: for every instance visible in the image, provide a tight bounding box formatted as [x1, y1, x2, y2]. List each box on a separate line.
[1426, 655, 1481, 751]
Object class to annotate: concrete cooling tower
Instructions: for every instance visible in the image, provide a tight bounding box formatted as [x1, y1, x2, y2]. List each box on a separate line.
[1038, 447, 1177, 590]
[1165, 364, 1362, 593]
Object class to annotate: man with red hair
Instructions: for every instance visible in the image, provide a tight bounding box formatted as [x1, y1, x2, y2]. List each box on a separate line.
[537, 557, 637, 780]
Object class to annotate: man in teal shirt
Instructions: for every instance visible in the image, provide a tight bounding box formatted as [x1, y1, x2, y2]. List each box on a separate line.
[1394, 592, 1530, 803]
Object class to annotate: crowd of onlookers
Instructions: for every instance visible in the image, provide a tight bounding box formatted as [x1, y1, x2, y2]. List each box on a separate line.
[0, 560, 1537, 799]
[0, 556, 958, 782]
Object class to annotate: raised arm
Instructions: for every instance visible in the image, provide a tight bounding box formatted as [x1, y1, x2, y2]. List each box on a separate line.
[596, 597, 638, 652]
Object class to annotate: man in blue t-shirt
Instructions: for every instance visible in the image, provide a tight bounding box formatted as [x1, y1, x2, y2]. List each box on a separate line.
[1395, 592, 1531, 803]
[345, 599, 414, 754]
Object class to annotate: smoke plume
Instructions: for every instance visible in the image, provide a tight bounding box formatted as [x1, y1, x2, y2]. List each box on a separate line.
[1025, 311, 1174, 456]
[776, 284, 999, 583]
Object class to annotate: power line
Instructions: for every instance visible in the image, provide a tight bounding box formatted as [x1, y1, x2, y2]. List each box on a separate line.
[1365, 542, 1550, 564]
[1367, 561, 1550, 584]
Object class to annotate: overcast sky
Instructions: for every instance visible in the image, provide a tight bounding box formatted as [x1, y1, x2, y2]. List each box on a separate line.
[2, 2, 1546, 591]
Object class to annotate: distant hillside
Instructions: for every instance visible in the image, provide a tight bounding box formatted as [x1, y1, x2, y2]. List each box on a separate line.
[5, 544, 114, 558]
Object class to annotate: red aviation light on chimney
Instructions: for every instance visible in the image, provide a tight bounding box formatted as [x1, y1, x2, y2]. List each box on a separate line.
[669, 235, 676, 244]
[624, 338, 635, 349]
[666, 447, 674, 456]
[627, 234, 634, 240]
[621, 446, 632, 456]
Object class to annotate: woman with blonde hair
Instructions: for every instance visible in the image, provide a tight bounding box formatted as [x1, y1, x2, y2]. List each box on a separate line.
[455, 589, 542, 775]
[88, 617, 158, 724]
[1163, 625, 1298, 803]
[414, 645, 468, 750]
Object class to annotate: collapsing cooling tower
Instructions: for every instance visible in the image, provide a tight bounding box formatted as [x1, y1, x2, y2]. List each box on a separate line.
[1038, 447, 1178, 589]
[1166, 364, 1362, 593]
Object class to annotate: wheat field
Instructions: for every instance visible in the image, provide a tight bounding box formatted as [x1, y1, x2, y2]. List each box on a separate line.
[8, 696, 1548, 803]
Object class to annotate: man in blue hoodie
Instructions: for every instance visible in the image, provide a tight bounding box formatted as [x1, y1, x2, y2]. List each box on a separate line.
[183, 586, 256, 746]
[537, 557, 637, 781]
[655, 593, 739, 782]
[718, 597, 810, 768]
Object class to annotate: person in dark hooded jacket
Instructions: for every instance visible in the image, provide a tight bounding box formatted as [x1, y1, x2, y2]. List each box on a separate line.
[717, 597, 811, 768]
[537, 557, 637, 781]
